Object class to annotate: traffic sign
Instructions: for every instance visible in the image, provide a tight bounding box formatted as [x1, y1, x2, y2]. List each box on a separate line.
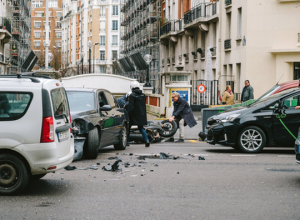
[197, 84, 206, 93]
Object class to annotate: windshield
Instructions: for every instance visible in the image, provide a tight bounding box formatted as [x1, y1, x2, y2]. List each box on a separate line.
[255, 85, 280, 102]
[67, 91, 95, 112]
[249, 87, 299, 107]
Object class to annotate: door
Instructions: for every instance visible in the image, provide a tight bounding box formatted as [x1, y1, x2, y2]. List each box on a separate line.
[272, 93, 300, 145]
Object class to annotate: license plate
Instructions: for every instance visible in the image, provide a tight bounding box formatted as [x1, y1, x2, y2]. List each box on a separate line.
[58, 130, 69, 142]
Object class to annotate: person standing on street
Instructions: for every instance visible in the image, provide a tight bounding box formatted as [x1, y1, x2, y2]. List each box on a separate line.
[241, 80, 254, 102]
[126, 81, 150, 147]
[165, 92, 197, 143]
[222, 85, 235, 105]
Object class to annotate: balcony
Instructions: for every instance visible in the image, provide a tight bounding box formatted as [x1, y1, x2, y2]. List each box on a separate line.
[184, 3, 206, 25]
[225, 0, 232, 7]
[160, 19, 183, 36]
[224, 39, 231, 50]
[0, 17, 12, 34]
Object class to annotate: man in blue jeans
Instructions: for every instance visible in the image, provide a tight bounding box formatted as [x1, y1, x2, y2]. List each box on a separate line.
[126, 81, 150, 147]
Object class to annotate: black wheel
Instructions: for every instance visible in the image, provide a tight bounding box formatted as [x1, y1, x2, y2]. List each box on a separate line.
[30, 174, 46, 181]
[114, 126, 127, 150]
[84, 127, 100, 159]
[0, 154, 29, 195]
[158, 120, 178, 137]
[237, 126, 266, 153]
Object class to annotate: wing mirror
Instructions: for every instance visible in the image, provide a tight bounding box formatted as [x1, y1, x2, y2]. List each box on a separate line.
[100, 105, 112, 111]
[273, 103, 280, 113]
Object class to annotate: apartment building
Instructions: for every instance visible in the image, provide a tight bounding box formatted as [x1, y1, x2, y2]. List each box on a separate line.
[160, 0, 219, 105]
[0, 0, 12, 74]
[31, 0, 63, 70]
[220, 0, 300, 99]
[61, 0, 120, 74]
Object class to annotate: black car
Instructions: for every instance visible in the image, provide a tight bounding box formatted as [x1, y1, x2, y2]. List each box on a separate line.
[206, 87, 300, 153]
[66, 88, 128, 160]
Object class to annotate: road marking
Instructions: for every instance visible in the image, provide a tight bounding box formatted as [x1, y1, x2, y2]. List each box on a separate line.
[276, 155, 294, 158]
[231, 155, 256, 157]
[188, 140, 198, 143]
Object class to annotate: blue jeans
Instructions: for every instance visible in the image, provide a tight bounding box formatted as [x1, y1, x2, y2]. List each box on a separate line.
[128, 125, 149, 143]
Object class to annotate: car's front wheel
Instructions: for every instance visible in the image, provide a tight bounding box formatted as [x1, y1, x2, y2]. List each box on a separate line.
[84, 127, 100, 159]
[237, 126, 266, 153]
[0, 154, 29, 195]
[114, 126, 127, 150]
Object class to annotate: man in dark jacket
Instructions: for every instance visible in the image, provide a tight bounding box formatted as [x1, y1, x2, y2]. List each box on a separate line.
[126, 81, 150, 147]
[241, 80, 254, 102]
[165, 92, 197, 143]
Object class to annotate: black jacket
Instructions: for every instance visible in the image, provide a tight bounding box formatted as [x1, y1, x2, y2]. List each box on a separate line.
[127, 88, 147, 126]
[241, 85, 254, 102]
[173, 97, 197, 128]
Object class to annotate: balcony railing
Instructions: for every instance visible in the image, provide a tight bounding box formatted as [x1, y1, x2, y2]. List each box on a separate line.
[184, 3, 206, 25]
[225, 0, 232, 6]
[224, 39, 231, 49]
[0, 17, 11, 34]
[160, 19, 183, 36]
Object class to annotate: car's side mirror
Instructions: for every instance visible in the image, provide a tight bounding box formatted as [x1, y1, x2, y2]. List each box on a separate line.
[100, 105, 112, 111]
[273, 103, 280, 113]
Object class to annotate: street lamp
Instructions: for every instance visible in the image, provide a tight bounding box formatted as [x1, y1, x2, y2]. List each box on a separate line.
[93, 42, 99, 73]
[144, 54, 152, 87]
[80, 52, 85, 74]
[88, 41, 92, 73]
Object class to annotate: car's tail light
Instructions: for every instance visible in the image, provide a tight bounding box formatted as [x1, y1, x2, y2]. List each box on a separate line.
[41, 116, 54, 142]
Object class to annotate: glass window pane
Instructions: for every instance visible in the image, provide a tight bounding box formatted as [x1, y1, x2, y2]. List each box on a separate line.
[66, 91, 95, 112]
[51, 88, 69, 119]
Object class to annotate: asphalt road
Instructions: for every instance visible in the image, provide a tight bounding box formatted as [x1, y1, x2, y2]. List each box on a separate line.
[1, 141, 299, 220]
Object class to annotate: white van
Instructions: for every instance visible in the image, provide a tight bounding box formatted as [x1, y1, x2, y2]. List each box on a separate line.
[0, 74, 74, 195]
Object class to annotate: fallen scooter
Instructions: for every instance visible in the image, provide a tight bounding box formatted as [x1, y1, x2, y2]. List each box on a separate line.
[129, 120, 178, 143]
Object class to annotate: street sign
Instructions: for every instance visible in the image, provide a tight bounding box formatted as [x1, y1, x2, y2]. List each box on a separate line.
[197, 84, 206, 93]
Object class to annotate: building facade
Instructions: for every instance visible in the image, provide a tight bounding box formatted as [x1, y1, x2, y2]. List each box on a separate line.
[31, 0, 63, 70]
[61, 0, 120, 75]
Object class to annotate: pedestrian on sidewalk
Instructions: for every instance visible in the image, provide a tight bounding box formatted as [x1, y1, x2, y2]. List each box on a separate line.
[241, 80, 254, 103]
[126, 81, 150, 147]
[165, 92, 197, 143]
[222, 85, 235, 105]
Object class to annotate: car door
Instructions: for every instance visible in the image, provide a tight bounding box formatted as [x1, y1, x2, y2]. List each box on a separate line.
[98, 91, 115, 147]
[104, 91, 124, 143]
[272, 93, 300, 145]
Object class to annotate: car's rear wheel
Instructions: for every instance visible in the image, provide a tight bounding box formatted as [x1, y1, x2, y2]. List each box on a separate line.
[0, 154, 29, 195]
[84, 127, 100, 159]
[114, 126, 127, 150]
[30, 174, 46, 181]
[237, 126, 266, 153]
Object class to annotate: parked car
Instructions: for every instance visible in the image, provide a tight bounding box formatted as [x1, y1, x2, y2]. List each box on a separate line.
[205, 87, 300, 153]
[66, 88, 128, 160]
[0, 74, 74, 195]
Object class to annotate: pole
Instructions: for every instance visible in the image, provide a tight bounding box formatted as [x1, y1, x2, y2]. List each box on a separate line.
[89, 48, 91, 73]
[77, 63, 79, 75]
[81, 58, 83, 74]
[93, 45, 95, 73]
[144, 64, 151, 87]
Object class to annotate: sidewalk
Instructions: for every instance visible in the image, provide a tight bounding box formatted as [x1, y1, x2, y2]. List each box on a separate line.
[172, 111, 202, 140]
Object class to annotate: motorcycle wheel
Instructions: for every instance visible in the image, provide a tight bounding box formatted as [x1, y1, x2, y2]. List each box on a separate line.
[158, 120, 178, 137]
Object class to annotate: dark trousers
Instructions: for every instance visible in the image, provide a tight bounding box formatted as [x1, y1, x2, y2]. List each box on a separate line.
[127, 123, 149, 143]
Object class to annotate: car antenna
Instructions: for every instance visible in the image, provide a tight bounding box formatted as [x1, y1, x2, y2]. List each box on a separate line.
[276, 74, 284, 85]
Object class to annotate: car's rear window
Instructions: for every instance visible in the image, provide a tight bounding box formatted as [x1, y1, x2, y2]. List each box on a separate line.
[0, 92, 33, 121]
[51, 88, 70, 119]
[66, 91, 95, 112]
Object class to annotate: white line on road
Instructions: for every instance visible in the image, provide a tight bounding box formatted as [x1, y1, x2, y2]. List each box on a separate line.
[231, 155, 257, 157]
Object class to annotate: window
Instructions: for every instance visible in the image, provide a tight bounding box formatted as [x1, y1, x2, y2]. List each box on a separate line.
[171, 75, 188, 81]
[226, 12, 231, 38]
[0, 92, 33, 121]
[100, 65, 106, 73]
[56, 31, 61, 38]
[237, 8, 242, 38]
[32, 1, 43, 8]
[34, 41, 41, 47]
[112, 50, 118, 60]
[49, 0, 58, 7]
[100, 21, 105, 31]
[36, 12, 44, 17]
[56, 41, 61, 47]
[43, 21, 51, 28]
[57, 12, 62, 18]
[56, 22, 61, 28]
[44, 31, 51, 38]
[283, 95, 300, 108]
[66, 91, 94, 112]
[51, 88, 70, 119]
[112, 6, 118, 15]
[100, 6, 106, 16]
[34, 32, 41, 38]
[104, 91, 116, 108]
[100, 51, 105, 60]
[112, 20, 118, 30]
[100, 36, 105, 46]
[112, 35, 118, 46]
[34, 22, 41, 28]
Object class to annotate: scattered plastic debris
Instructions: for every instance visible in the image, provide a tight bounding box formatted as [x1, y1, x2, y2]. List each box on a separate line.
[160, 152, 171, 159]
[108, 156, 120, 160]
[102, 160, 122, 172]
[129, 153, 133, 156]
[65, 165, 76, 170]
[198, 156, 205, 160]
[137, 156, 147, 160]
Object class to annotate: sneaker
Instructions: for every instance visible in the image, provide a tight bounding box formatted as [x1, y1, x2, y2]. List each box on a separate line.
[164, 138, 174, 142]
[175, 139, 184, 143]
[145, 141, 150, 147]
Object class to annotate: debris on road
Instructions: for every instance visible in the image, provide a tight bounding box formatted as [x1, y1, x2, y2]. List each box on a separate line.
[65, 165, 76, 170]
[198, 156, 205, 160]
[102, 160, 122, 172]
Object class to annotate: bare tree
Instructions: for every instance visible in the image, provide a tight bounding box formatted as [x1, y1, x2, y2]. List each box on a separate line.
[36, 52, 45, 69]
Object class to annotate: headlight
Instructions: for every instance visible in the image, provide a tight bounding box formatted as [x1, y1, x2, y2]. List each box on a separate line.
[220, 114, 240, 123]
